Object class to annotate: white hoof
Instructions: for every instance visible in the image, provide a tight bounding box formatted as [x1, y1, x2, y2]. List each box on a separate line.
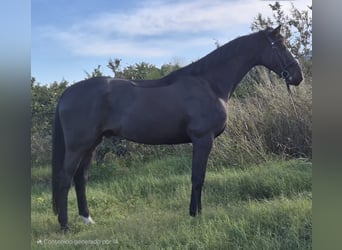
[80, 215, 95, 224]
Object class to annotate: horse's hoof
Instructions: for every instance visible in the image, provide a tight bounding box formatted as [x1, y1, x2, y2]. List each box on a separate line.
[60, 226, 69, 233]
[189, 211, 197, 217]
[80, 215, 95, 224]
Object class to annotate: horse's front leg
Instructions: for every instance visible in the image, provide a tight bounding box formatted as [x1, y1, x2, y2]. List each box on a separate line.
[189, 134, 214, 216]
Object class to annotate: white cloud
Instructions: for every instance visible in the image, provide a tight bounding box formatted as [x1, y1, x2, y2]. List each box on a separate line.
[41, 0, 311, 58]
[63, 0, 272, 37]
[84, 0, 258, 36]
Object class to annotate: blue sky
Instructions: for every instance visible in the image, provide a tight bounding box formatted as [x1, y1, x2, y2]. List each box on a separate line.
[32, 0, 311, 84]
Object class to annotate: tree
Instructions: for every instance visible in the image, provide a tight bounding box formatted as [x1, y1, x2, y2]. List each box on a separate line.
[31, 78, 68, 164]
[84, 65, 104, 79]
[107, 58, 122, 78]
[160, 62, 181, 77]
[107, 58, 181, 80]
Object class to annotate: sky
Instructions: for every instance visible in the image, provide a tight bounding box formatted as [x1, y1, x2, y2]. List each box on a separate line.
[31, 0, 312, 84]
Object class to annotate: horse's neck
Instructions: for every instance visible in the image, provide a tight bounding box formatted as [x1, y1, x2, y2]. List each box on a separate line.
[203, 35, 262, 101]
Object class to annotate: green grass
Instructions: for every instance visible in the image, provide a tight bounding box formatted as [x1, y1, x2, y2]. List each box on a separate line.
[31, 157, 311, 249]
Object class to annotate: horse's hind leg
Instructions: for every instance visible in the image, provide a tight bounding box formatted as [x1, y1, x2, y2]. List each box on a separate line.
[74, 150, 95, 224]
[58, 150, 83, 231]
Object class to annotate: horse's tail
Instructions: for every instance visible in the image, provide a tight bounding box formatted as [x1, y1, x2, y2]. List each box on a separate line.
[52, 104, 65, 215]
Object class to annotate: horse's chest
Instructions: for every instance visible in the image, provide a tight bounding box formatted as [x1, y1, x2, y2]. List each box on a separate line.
[186, 99, 227, 137]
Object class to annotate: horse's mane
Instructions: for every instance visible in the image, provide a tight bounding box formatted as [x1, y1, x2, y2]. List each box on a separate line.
[165, 30, 264, 78]
[130, 29, 265, 88]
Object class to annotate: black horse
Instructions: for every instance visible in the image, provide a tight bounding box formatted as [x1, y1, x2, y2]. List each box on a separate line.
[52, 26, 303, 231]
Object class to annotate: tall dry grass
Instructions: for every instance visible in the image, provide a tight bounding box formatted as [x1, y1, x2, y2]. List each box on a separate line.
[211, 79, 312, 167]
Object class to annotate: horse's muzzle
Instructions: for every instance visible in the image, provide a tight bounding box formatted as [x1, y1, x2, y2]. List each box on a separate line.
[285, 63, 303, 86]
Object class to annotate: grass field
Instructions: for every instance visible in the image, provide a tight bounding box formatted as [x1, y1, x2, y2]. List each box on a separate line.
[31, 157, 311, 249]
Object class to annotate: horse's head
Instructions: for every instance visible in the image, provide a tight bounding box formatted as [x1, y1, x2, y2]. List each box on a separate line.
[260, 25, 303, 86]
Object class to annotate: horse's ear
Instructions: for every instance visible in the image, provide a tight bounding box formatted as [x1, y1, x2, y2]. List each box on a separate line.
[272, 25, 281, 36]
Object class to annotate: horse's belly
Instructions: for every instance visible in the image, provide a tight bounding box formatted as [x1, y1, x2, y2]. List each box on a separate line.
[120, 114, 190, 145]
[125, 134, 191, 145]
[122, 127, 191, 145]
